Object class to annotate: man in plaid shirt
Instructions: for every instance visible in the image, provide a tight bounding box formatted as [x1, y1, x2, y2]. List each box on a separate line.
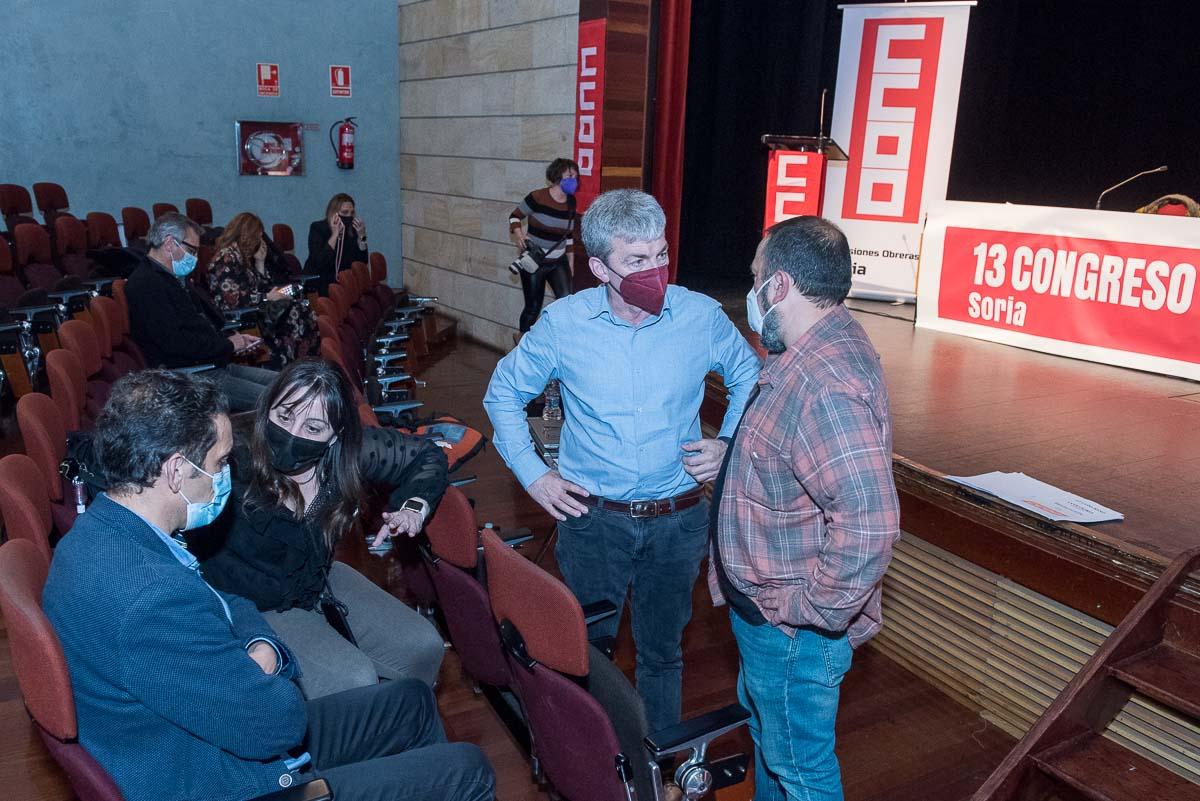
[709, 216, 900, 801]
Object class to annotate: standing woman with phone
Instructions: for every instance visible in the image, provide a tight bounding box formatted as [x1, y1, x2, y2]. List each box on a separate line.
[508, 158, 580, 333]
[305, 192, 369, 295]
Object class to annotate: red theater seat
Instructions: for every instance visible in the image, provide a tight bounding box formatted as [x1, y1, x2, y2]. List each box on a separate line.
[32, 182, 71, 227]
[271, 223, 303, 275]
[0, 236, 27, 310]
[151, 202, 179, 219]
[13, 223, 66, 290]
[0, 184, 38, 234]
[121, 207, 151, 244]
[55, 217, 95, 278]
[85, 212, 122, 250]
[185, 198, 213, 226]
[0, 455, 55, 565]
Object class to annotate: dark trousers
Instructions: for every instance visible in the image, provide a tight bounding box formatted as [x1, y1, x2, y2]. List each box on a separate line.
[518, 258, 571, 332]
[306, 678, 494, 801]
[555, 499, 710, 732]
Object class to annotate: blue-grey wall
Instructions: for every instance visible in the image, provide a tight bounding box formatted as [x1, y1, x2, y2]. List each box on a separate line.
[1, 0, 402, 278]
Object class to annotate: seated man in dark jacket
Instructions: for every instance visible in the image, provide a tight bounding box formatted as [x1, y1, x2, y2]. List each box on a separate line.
[43, 370, 495, 801]
[125, 212, 276, 411]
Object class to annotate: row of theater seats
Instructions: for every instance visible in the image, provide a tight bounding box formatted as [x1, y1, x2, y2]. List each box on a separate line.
[0, 181, 214, 239]
[0, 181, 307, 314]
[0, 260, 437, 800]
[400, 485, 753, 801]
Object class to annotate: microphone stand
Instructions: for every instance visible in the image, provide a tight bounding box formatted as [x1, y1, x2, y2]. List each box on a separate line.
[1095, 165, 1168, 210]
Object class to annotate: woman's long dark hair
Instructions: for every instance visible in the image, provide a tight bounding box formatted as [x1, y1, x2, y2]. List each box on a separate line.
[247, 359, 364, 547]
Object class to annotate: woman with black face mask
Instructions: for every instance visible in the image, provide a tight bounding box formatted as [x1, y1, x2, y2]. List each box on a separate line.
[304, 192, 368, 296]
[197, 358, 449, 699]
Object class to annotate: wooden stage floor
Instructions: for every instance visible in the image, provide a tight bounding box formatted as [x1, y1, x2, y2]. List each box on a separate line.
[851, 301, 1200, 561]
[0, 332, 1018, 801]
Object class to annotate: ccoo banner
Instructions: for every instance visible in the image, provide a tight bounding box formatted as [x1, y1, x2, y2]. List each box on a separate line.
[573, 19, 607, 213]
[821, 2, 975, 301]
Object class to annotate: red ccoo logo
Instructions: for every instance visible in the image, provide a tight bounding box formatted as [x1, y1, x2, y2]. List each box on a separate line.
[842, 18, 943, 223]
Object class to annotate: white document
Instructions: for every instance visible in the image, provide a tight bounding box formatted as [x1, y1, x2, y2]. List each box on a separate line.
[945, 471, 1123, 524]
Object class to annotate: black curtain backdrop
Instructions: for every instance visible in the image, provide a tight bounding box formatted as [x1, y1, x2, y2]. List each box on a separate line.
[678, 0, 1200, 291]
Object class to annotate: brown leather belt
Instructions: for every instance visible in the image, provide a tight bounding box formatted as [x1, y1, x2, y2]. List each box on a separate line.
[576, 487, 706, 518]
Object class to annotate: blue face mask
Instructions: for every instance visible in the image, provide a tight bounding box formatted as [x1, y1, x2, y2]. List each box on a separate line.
[560, 176, 579, 195]
[171, 241, 198, 277]
[179, 458, 231, 530]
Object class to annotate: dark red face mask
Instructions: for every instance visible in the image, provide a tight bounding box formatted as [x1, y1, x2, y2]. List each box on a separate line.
[615, 265, 669, 315]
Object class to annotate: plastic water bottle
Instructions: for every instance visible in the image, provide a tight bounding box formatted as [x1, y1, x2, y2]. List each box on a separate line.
[542, 379, 562, 422]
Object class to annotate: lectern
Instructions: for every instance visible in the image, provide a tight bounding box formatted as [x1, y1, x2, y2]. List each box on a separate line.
[760, 133, 848, 232]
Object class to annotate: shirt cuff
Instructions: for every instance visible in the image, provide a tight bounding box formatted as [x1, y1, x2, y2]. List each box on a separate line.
[512, 450, 552, 490]
[245, 637, 288, 676]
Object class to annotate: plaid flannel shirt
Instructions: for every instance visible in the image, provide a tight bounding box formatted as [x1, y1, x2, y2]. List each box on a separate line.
[710, 306, 900, 647]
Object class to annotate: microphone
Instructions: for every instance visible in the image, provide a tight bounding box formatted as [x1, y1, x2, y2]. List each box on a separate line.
[1095, 165, 1168, 210]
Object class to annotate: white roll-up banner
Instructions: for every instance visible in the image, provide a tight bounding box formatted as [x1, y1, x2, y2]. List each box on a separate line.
[821, 2, 975, 302]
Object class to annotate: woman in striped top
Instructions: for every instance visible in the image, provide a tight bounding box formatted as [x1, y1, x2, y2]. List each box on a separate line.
[509, 157, 581, 332]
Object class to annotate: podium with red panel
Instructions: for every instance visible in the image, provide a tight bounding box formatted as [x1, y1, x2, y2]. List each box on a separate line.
[761, 134, 848, 231]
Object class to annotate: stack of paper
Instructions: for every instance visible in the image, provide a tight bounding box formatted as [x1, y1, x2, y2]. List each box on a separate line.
[945, 471, 1123, 523]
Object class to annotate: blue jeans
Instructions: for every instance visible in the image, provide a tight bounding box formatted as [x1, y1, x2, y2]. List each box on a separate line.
[731, 612, 853, 801]
[555, 499, 710, 732]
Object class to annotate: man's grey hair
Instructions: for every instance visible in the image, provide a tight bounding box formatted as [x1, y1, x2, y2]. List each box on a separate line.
[146, 212, 200, 249]
[581, 189, 666, 261]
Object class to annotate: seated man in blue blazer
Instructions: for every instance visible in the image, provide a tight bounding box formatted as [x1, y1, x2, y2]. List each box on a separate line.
[43, 369, 494, 801]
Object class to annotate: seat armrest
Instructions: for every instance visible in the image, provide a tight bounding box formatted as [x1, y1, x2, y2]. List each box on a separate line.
[381, 318, 416, 331]
[374, 333, 411, 346]
[47, 289, 94, 305]
[372, 352, 408, 366]
[7, 304, 62, 321]
[581, 599, 618, 626]
[250, 778, 332, 801]
[407, 295, 437, 304]
[296, 273, 322, 287]
[501, 527, 534, 547]
[373, 400, 423, 415]
[224, 307, 260, 323]
[390, 304, 427, 316]
[375, 373, 413, 387]
[643, 703, 750, 758]
[81, 277, 116, 293]
[588, 635, 616, 659]
[449, 475, 477, 488]
[176, 364, 218, 374]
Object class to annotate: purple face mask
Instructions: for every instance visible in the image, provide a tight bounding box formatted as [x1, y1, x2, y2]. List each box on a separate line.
[560, 176, 579, 195]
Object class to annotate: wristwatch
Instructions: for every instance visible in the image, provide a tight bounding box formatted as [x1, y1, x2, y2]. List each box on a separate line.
[400, 497, 429, 522]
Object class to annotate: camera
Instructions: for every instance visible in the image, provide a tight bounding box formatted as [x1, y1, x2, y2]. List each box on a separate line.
[509, 242, 546, 275]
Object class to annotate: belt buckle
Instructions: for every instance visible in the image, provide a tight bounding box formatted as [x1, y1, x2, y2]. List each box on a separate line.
[629, 500, 657, 518]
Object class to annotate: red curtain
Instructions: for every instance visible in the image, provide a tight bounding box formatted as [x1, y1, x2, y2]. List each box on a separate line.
[650, 0, 692, 282]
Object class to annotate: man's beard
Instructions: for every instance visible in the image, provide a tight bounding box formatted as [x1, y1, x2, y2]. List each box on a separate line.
[760, 312, 786, 353]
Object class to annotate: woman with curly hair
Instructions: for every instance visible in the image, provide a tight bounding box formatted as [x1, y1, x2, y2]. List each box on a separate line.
[208, 212, 320, 368]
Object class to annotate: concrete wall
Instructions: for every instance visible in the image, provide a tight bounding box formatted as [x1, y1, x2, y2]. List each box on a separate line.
[0, 0, 401, 278]
[398, 0, 579, 350]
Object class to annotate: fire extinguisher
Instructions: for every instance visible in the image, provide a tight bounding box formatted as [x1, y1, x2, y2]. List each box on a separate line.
[330, 116, 357, 170]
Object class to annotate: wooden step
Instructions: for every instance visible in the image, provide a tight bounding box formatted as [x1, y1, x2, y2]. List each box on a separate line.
[1032, 733, 1200, 801]
[1109, 643, 1200, 720]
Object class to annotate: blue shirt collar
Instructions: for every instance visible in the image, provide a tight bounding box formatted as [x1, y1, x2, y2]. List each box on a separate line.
[98, 493, 198, 570]
[97, 493, 231, 623]
[585, 284, 675, 325]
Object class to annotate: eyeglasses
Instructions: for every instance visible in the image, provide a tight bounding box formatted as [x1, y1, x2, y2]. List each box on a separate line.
[175, 237, 200, 255]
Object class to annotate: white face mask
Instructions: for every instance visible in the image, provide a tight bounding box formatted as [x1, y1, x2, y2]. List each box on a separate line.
[745, 277, 777, 335]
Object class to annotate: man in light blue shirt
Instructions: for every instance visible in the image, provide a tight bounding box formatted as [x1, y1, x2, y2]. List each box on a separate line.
[484, 189, 759, 731]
